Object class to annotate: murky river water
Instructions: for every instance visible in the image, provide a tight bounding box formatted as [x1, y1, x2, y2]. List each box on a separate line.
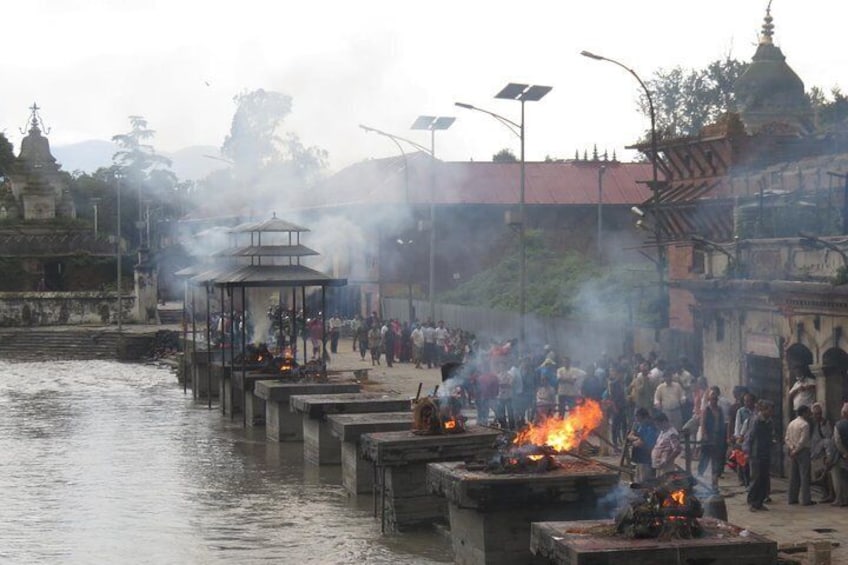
[0, 360, 452, 564]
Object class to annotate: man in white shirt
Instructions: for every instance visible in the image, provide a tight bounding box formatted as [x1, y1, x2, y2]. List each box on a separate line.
[411, 325, 425, 369]
[328, 313, 343, 353]
[785, 405, 814, 506]
[422, 322, 436, 369]
[434, 321, 448, 366]
[654, 372, 686, 430]
[788, 366, 816, 417]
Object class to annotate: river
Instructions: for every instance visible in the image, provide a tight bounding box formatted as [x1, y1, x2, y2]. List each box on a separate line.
[0, 360, 452, 564]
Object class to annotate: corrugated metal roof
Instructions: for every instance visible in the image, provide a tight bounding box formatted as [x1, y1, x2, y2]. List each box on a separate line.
[303, 158, 653, 209]
[232, 216, 310, 233]
[211, 244, 319, 258]
[188, 264, 346, 288]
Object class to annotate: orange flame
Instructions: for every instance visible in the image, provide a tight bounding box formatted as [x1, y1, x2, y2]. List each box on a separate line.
[512, 399, 603, 452]
[666, 489, 687, 506]
[443, 420, 457, 430]
[528, 454, 544, 462]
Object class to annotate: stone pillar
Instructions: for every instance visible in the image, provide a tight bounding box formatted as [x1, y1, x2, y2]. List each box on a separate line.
[134, 247, 159, 324]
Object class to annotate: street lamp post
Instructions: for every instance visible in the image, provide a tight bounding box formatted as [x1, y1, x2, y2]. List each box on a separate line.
[115, 175, 123, 335]
[360, 124, 433, 323]
[456, 83, 551, 355]
[597, 165, 606, 260]
[581, 50, 667, 327]
[411, 116, 455, 324]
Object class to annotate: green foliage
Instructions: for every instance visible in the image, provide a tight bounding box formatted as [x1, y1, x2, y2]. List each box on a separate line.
[638, 57, 749, 139]
[0, 133, 15, 178]
[438, 231, 657, 323]
[492, 148, 518, 163]
[808, 86, 848, 132]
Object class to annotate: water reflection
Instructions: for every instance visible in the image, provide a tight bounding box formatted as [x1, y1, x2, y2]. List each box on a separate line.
[0, 360, 451, 564]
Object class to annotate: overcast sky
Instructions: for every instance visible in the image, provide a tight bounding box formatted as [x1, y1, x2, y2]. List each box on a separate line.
[2, 0, 846, 173]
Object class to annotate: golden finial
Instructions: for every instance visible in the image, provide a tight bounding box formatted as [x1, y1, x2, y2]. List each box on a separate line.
[760, 1, 775, 45]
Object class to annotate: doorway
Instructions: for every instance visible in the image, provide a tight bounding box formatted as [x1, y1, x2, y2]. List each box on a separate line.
[746, 354, 784, 476]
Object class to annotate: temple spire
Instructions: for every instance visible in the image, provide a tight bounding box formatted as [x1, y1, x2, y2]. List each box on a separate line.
[20, 102, 50, 135]
[760, 1, 775, 45]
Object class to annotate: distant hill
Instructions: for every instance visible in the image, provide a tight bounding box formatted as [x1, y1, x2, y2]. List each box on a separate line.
[52, 141, 227, 181]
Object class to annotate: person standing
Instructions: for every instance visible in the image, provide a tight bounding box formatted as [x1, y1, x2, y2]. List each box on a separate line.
[699, 388, 728, 489]
[495, 363, 515, 429]
[556, 357, 583, 416]
[351, 315, 362, 352]
[786, 404, 814, 506]
[745, 400, 775, 511]
[628, 363, 655, 416]
[787, 365, 816, 418]
[423, 322, 436, 369]
[434, 320, 448, 367]
[382, 320, 395, 367]
[810, 402, 835, 503]
[651, 412, 681, 475]
[734, 392, 757, 486]
[367, 325, 382, 366]
[829, 402, 848, 506]
[328, 312, 343, 354]
[411, 324, 424, 369]
[357, 318, 369, 361]
[628, 407, 659, 484]
[654, 372, 686, 430]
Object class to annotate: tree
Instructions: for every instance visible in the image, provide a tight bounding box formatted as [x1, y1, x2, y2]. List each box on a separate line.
[809, 86, 848, 131]
[0, 133, 15, 179]
[492, 148, 518, 163]
[197, 88, 328, 207]
[638, 57, 749, 139]
[112, 116, 180, 248]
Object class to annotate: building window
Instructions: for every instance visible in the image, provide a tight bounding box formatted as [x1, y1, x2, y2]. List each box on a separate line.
[716, 317, 725, 342]
[691, 248, 705, 274]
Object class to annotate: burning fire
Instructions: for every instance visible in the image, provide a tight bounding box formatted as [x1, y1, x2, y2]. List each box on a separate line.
[443, 419, 457, 431]
[512, 399, 603, 452]
[665, 489, 687, 507]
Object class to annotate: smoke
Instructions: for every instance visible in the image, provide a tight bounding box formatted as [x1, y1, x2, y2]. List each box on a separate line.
[246, 288, 274, 345]
[595, 482, 640, 518]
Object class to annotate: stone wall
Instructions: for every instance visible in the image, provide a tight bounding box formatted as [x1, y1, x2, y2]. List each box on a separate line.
[0, 291, 135, 326]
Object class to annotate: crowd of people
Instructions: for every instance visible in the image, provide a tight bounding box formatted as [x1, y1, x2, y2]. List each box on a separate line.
[443, 341, 848, 512]
[350, 313, 474, 369]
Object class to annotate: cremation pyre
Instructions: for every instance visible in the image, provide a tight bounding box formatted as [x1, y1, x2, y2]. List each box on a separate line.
[484, 399, 604, 473]
[614, 471, 704, 540]
[412, 396, 466, 435]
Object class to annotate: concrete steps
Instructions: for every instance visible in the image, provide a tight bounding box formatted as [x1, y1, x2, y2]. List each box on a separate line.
[0, 329, 154, 361]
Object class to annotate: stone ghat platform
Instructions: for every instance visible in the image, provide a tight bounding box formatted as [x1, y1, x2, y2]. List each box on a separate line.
[360, 427, 502, 533]
[427, 459, 620, 565]
[291, 393, 413, 465]
[530, 519, 778, 565]
[327, 412, 413, 495]
[253, 382, 360, 442]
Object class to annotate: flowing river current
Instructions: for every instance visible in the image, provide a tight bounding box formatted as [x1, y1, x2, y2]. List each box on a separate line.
[0, 360, 452, 564]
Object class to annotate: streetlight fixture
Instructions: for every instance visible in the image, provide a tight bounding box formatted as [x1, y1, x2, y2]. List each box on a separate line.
[581, 50, 667, 326]
[410, 115, 455, 323]
[360, 124, 433, 323]
[456, 82, 552, 355]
